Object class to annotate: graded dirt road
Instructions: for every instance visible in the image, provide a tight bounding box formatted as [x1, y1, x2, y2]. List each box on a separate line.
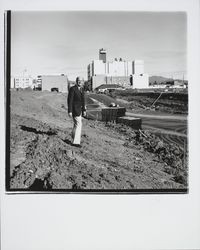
[9, 90, 188, 191]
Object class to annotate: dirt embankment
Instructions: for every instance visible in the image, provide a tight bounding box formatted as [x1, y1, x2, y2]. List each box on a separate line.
[9, 90, 187, 190]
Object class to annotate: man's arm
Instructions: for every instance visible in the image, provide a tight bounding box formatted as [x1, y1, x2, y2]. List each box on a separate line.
[81, 90, 86, 113]
[68, 87, 74, 114]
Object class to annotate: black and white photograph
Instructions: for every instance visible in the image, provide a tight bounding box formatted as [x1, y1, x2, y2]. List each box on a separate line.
[1, 1, 200, 250]
[7, 10, 188, 192]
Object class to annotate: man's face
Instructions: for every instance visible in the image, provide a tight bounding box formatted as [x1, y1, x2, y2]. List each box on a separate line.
[77, 78, 84, 87]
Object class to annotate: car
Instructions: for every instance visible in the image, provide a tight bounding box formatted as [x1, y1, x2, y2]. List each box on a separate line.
[51, 87, 59, 92]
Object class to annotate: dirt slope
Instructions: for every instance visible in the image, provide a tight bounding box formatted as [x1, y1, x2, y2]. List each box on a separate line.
[9, 90, 187, 191]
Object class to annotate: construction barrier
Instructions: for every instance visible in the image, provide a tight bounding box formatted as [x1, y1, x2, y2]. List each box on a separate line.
[101, 107, 126, 122]
[86, 110, 102, 121]
[117, 116, 142, 130]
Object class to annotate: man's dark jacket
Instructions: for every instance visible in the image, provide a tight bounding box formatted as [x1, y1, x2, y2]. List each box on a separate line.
[68, 85, 86, 117]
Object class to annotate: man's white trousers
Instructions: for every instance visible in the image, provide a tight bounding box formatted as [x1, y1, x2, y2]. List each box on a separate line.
[72, 115, 82, 145]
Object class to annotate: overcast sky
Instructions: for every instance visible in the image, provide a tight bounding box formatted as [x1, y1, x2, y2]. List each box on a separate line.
[11, 11, 187, 80]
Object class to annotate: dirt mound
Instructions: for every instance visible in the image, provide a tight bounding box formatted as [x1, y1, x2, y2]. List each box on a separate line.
[105, 122, 187, 185]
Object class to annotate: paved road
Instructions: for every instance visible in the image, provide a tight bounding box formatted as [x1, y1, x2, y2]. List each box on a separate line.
[126, 111, 188, 148]
[126, 111, 187, 121]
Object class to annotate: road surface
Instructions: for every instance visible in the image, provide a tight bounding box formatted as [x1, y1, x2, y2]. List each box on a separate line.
[126, 111, 187, 148]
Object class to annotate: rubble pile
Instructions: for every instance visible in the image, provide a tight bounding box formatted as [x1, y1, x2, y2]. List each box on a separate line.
[105, 122, 187, 186]
[140, 131, 187, 185]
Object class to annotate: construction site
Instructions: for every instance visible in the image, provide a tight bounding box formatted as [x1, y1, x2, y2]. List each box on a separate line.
[9, 85, 188, 191]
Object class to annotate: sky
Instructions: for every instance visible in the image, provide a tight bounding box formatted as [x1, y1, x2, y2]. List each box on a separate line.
[11, 11, 187, 81]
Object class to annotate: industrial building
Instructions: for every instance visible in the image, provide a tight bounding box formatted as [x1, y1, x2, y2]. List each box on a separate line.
[11, 74, 69, 92]
[39, 74, 69, 92]
[87, 49, 149, 89]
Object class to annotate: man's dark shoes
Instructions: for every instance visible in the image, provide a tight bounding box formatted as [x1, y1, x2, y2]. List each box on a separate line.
[72, 144, 82, 148]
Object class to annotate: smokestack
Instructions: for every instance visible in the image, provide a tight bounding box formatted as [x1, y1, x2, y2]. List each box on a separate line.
[99, 48, 107, 63]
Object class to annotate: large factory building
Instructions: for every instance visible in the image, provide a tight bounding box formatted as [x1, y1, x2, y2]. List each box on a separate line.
[87, 48, 149, 89]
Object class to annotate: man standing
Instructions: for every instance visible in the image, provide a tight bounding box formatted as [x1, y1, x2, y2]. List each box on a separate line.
[68, 76, 86, 147]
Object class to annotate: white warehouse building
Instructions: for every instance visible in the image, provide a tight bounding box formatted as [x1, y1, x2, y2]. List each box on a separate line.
[40, 75, 69, 92]
[87, 49, 149, 89]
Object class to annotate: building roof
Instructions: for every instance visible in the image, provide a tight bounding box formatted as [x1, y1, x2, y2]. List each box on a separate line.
[96, 84, 123, 90]
[41, 74, 67, 77]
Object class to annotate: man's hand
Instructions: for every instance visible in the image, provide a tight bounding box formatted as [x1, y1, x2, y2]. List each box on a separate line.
[83, 111, 86, 117]
[68, 112, 72, 118]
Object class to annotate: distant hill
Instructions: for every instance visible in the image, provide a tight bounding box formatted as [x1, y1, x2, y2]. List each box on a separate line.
[149, 76, 188, 85]
[149, 76, 174, 84]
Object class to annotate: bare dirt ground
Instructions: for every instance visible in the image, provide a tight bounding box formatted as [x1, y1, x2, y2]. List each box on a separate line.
[9, 89, 188, 191]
